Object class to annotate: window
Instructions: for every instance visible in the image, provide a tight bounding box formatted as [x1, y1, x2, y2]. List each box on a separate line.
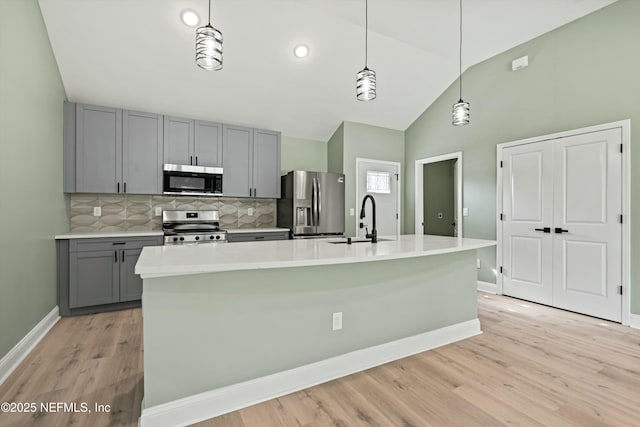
[366, 171, 391, 194]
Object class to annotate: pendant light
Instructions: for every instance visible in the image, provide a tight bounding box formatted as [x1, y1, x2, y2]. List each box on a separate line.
[452, 0, 469, 125]
[195, 0, 223, 71]
[356, 0, 376, 101]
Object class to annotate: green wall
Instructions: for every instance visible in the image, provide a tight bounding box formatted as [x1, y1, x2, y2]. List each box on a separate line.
[342, 122, 405, 236]
[327, 123, 344, 174]
[0, 0, 68, 359]
[404, 0, 640, 310]
[424, 160, 455, 237]
[281, 136, 327, 174]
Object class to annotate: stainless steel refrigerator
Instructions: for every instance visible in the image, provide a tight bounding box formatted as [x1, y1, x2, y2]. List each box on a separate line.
[277, 171, 345, 238]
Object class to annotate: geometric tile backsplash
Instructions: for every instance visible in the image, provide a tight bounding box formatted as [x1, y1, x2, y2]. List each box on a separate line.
[69, 194, 277, 232]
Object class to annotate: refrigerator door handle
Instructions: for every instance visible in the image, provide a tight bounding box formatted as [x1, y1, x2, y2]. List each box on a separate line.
[317, 178, 321, 225]
[311, 178, 316, 226]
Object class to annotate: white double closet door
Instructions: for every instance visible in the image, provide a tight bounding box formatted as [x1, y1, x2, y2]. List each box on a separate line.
[501, 128, 622, 322]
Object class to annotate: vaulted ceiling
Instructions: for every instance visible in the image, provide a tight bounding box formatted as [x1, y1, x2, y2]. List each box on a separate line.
[39, 0, 617, 140]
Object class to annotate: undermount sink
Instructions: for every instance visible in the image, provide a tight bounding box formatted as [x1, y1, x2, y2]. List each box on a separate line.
[328, 238, 394, 244]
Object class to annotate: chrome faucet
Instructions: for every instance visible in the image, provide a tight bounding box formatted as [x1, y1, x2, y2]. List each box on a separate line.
[359, 194, 377, 243]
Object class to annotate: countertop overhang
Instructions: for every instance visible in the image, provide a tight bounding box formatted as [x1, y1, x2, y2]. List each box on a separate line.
[135, 234, 496, 279]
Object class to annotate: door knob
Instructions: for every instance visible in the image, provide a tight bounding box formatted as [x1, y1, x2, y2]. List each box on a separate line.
[554, 228, 569, 234]
[534, 227, 551, 233]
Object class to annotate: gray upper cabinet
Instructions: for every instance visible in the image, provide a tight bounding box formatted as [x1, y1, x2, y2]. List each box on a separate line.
[163, 116, 193, 165]
[123, 110, 163, 194]
[253, 129, 281, 198]
[222, 125, 281, 198]
[65, 102, 163, 194]
[195, 120, 223, 167]
[222, 125, 253, 197]
[75, 104, 122, 193]
[164, 116, 222, 167]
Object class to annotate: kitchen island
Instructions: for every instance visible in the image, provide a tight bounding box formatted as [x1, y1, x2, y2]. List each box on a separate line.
[136, 234, 495, 427]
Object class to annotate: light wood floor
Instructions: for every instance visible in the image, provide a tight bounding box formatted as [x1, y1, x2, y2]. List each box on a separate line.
[1, 294, 639, 427]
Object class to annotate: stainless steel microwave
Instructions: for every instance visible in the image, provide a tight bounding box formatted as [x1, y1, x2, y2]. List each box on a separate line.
[163, 164, 223, 196]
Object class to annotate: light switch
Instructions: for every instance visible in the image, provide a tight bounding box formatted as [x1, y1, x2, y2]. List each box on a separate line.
[463, 208, 469, 217]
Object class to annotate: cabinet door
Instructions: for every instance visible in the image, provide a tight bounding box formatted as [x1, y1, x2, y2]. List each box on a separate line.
[194, 120, 222, 167]
[164, 116, 194, 165]
[76, 104, 122, 193]
[119, 248, 143, 302]
[69, 250, 119, 308]
[123, 111, 163, 194]
[222, 125, 252, 197]
[252, 129, 281, 198]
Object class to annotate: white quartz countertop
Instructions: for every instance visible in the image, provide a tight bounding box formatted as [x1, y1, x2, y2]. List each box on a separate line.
[225, 228, 290, 234]
[55, 231, 164, 240]
[136, 234, 496, 279]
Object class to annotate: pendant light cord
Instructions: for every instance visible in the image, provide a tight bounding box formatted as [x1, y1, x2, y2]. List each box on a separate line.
[208, 0, 212, 25]
[365, 0, 369, 67]
[458, 0, 463, 100]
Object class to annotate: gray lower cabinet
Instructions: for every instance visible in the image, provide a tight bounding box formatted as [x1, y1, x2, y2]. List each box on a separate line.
[227, 231, 290, 242]
[65, 102, 163, 194]
[58, 236, 162, 316]
[164, 116, 222, 167]
[222, 125, 281, 198]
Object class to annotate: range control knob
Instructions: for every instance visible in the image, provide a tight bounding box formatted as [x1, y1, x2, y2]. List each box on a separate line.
[179, 237, 184, 241]
[215, 235, 221, 240]
[195, 236, 200, 241]
[173, 237, 178, 242]
[210, 235, 215, 240]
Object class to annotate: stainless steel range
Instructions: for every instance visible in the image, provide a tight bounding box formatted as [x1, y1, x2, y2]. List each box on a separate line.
[162, 210, 227, 244]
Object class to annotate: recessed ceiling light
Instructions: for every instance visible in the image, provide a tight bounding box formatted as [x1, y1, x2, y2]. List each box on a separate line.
[181, 9, 200, 27]
[293, 44, 309, 58]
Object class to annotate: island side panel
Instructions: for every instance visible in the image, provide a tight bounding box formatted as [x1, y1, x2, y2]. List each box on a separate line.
[142, 250, 477, 408]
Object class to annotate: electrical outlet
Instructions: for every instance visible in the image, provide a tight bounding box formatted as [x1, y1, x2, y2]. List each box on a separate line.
[477, 259, 481, 269]
[463, 207, 469, 217]
[349, 208, 355, 216]
[155, 207, 162, 217]
[93, 207, 101, 217]
[332, 312, 343, 331]
[248, 208, 254, 216]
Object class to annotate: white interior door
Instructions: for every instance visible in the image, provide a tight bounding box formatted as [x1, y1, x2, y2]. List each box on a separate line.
[357, 160, 399, 239]
[501, 128, 622, 321]
[551, 129, 622, 322]
[502, 142, 554, 305]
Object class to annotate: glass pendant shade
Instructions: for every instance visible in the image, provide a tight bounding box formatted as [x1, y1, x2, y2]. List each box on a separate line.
[195, 24, 223, 71]
[356, 67, 376, 101]
[452, 99, 470, 126]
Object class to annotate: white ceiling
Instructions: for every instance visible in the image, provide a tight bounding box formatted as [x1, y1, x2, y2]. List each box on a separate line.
[38, 0, 617, 141]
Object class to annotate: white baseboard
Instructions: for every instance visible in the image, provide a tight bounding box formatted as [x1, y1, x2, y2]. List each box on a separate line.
[0, 306, 60, 386]
[477, 280, 498, 294]
[630, 314, 640, 330]
[140, 318, 482, 427]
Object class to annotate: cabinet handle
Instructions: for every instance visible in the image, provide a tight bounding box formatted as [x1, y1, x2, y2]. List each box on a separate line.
[114, 251, 118, 263]
[249, 187, 252, 197]
[112, 242, 126, 245]
[124, 182, 127, 193]
[121, 251, 125, 262]
[117, 182, 120, 193]
[190, 156, 193, 165]
[253, 188, 256, 197]
[534, 227, 551, 233]
[554, 228, 569, 234]
[255, 236, 265, 240]
[195, 156, 198, 165]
